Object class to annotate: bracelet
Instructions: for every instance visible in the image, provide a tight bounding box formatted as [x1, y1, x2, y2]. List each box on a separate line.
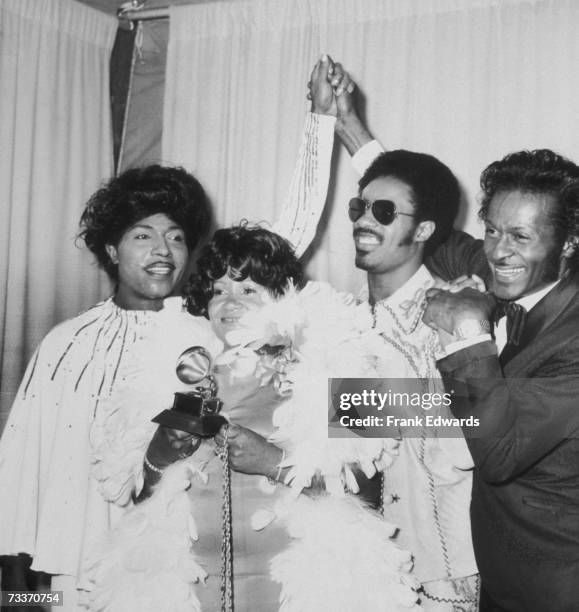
[268, 449, 286, 486]
[454, 319, 491, 340]
[144, 454, 164, 475]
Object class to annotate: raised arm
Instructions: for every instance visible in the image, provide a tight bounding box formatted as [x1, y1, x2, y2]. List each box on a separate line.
[271, 56, 336, 257]
[331, 66, 384, 172]
[333, 70, 374, 157]
[271, 113, 335, 257]
[272, 56, 356, 258]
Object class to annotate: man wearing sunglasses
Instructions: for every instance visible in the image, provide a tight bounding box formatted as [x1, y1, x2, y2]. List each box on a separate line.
[307, 56, 480, 611]
[327, 60, 579, 612]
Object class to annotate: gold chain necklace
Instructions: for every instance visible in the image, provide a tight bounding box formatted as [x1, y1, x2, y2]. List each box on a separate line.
[216, 427, 233, 612]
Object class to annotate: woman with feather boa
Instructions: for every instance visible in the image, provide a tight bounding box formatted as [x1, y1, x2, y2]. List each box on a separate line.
[85, 225, 420, 611]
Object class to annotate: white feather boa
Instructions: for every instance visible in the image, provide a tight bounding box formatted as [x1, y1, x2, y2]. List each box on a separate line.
[84, 282, 420, 610]
[251, 282, 400, 495]
[271, 495, 419, 612]
[84, 459, 208, 612]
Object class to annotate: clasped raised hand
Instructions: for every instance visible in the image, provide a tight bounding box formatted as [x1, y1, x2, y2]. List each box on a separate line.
[307, 54, 356, 117]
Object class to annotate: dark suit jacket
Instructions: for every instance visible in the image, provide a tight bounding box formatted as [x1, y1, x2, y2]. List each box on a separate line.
[431, 232, 579, 612]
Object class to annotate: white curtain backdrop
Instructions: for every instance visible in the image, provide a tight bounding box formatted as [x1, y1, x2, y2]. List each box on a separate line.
[163, 0, 579, 291]
[0, 0, 116, 428]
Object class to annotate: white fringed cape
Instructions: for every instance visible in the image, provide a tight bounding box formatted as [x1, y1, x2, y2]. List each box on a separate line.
[84, 283, 421, 611]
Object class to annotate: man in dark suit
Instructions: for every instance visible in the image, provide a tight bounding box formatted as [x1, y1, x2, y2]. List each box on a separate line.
[423, 149, 579, 612]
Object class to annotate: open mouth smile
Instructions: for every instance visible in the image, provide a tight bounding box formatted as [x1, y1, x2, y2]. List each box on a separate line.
[145, 263, 175, 276]
[493, 265, 525, 282]
[220, 316, 242, 325]
[354, 230, 381, 249]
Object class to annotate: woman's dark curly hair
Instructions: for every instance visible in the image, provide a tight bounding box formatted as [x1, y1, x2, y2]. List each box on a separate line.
[186, 224, 303, 317]
[479, 149, 579, 273]
[79, 164, 211, 281]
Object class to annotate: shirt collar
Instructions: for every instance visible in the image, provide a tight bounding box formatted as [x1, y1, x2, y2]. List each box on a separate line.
[515, 280, 559, 312]
[358, 265, 435, 334]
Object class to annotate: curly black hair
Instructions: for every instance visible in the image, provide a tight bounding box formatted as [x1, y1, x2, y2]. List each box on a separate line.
[479, 149, 579, 272]
[186, 224, 303, 317]
[359, 150, 460, 256]
[79, 164, 211, 281]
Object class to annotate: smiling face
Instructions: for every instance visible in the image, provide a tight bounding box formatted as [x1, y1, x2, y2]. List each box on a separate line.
[484, 190, 562, 300]
[106, 213, 189, 311]
[352, 176, 433, 296]
[207, 274, 273, 346]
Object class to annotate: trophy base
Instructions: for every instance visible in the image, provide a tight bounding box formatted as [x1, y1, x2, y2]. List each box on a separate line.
[151, 392, 227, 437]
[151, 410, 226, 437]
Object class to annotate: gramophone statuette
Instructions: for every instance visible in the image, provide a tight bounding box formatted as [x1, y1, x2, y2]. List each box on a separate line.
[152, 346, 227, 437]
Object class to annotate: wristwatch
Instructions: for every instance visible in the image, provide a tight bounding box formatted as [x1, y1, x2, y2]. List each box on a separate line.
[454, 319, 491, 341]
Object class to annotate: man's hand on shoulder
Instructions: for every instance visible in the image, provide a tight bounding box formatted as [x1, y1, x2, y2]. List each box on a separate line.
[435, 274, 487, 294]
[423, 287, 495, 348]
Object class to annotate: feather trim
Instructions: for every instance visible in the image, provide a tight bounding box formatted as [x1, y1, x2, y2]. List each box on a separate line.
[85, 283, 419, 610]
[89, 303, 221, 506]
[234, 282, 419, 609]
[233, 282, 400, 492]
[271, 494, 420, 611]
[89, 387, 159, 506]
[84, 459, 208, 612]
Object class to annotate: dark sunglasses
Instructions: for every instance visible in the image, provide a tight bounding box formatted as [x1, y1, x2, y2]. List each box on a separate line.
[348, 197, 416, 225]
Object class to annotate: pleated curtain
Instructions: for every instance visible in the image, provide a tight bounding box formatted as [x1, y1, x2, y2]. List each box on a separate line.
[163, 0, 579, 293]
[0, 0, 116, 429]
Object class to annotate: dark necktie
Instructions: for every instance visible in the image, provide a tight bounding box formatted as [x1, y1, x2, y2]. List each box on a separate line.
[493, 301, 528, 347]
